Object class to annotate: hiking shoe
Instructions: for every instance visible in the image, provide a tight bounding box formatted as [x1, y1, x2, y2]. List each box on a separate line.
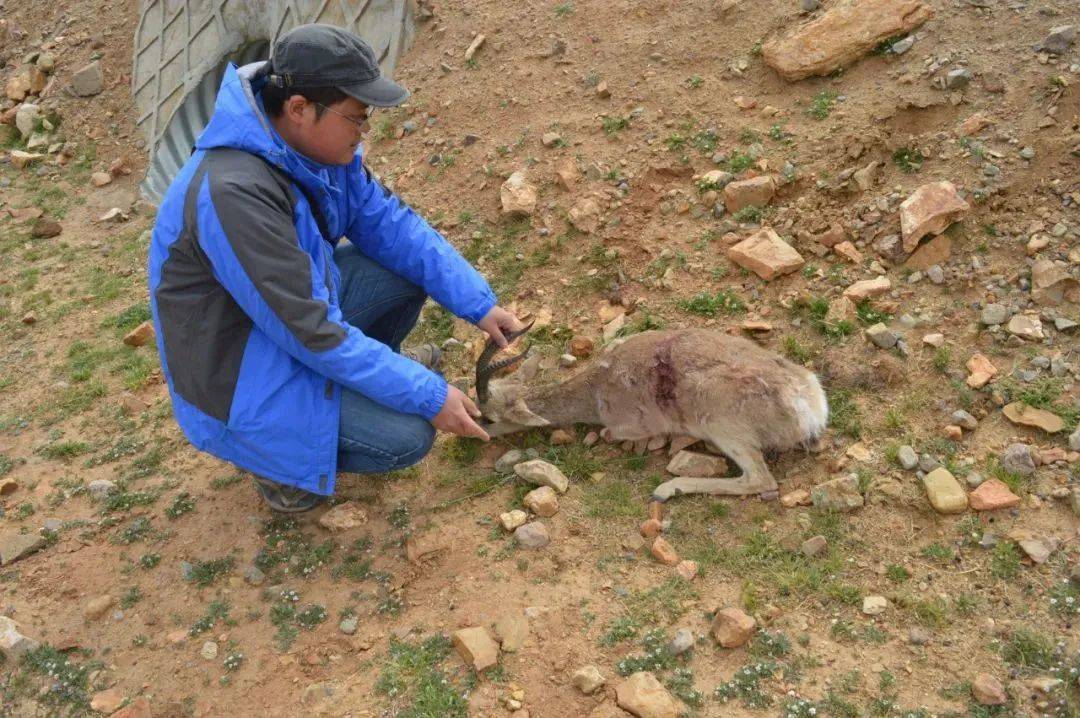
[403, 343, 442, 372]
[252, 476, 326, 513]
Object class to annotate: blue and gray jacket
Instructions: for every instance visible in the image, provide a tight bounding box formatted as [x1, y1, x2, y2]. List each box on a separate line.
[148, 61, 496, 495]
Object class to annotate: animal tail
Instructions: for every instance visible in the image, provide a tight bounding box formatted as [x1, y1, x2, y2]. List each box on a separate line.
[790, 372, 829, 444]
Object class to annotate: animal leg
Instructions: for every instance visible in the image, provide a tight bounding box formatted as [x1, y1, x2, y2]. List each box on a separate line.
[651, 437, 777, 502]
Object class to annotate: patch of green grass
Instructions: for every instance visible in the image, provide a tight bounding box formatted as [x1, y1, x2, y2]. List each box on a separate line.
[443, 436, 483, 466]
[1001, 628, 1055, 669]
[920, 542, 955, 562]
[554, 1, 575, 17]
[119, 586, 143, 609]
[685, 75, 704, 89]
[990, 541, 1021, 579]
[886, 564, 910, 583]
[17, 644, 99, 713]
[827, 388, 862, 438]
[102, 302, 151, 336]
[677, 290, 746, 316]
[602, 115, 630, 135]
[255, 517, 335, 580]
[728, 151, 754, 173]
[615, 312, 665, 339]
[39, 441, 92, 460]
[802, 297, 854, 340]
[714, 661, 777, 709]
[732, 205, 764, 224]
[749, 630, 791, 659]
[112, 517, 154, 545]
[808, 90, 838, 120]
[599, 616, 641, 646]
[855, 300, 890, 325]
[0, 454, 13, 478]
[103, 487, 160, 513]
[580, 480, 642, 519]
[932, 346, 952, 374]
[164, 492, 195, 520]
[623, 577, 696, 625]
[210, 474, 244, 490]
[909, 597, 948, 627]
[781, 337, 815, 364]
[186, 556, 235, 587]
[892, 147, 925, 173]
[375, 635, 470, 715]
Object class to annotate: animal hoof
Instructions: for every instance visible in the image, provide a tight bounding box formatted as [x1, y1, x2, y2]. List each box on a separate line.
[758, 490, 779, 501]
[649, 493, 670, 504]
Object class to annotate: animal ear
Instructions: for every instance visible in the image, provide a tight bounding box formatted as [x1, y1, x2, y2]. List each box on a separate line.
[503, 398, 550, 427]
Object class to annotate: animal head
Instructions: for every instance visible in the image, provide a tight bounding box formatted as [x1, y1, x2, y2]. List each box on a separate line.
[474, 321, 550, 431]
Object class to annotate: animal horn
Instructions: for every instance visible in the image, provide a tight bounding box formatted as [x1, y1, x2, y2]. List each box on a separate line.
[475, 320, 535, 407]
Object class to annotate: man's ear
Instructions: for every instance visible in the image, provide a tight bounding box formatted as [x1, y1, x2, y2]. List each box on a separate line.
[503, 398, 549, 427]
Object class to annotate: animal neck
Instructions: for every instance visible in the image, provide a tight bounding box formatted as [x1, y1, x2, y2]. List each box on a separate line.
[521, 366, 601, 427]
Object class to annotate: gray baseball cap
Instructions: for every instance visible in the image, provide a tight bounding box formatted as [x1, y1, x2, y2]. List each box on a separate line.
[268, 24, 409, 107]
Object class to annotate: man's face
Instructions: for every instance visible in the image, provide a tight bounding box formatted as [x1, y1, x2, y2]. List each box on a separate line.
[290, 96, 371, 165]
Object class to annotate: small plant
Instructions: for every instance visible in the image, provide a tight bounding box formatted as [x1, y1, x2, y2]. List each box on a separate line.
[732, 205, 765, 224]
[554, 1, 574, 17]
[209, 474, 244, 490]
[728, 151, 754, 173]
[1001, 628, 1055, 669]
[138, 552, 161, 569]
[886, 564, 910, 583]
[990, 541, 1021, 579]
[714, 661, 777, 708]
[677, 290, 746, 317]
[164, 491, 195, 520]
[664, 133, 687, 152]
[375, 635, 470, 713]
[113, 517, 154, 545]
[190, 599, 231, 636]
[855, 300, 890, 325]
[685, 75, 704, 89]
[223, 652, 244, 671]
[186, 556, 235, 587]
[827, 389, 862, 438]
[808, 90, 838, 120]
[781, 337, 814, 364]
[893, 147, 925, 173]
[599, 616, 640, 646]
[602, 115, 630, 135]
[749, 630, 791, 659]
[1048, 579, 1079, 616]
[921, 542, 955, 562]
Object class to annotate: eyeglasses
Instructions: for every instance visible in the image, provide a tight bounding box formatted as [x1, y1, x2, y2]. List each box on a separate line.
[315, 102, 372, 132]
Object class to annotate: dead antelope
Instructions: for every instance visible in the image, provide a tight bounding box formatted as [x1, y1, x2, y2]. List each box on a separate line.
[475, 326, 828, 503]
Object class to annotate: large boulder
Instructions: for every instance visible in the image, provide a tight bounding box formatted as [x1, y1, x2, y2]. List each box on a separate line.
[763, 0, 933, 81]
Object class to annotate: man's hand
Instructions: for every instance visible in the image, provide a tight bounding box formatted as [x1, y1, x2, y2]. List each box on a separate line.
[430, 384, 490, 441]
[477, 305, 526, 349]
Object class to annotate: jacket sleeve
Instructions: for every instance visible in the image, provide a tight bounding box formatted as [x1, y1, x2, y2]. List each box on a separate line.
[196, 167, 448, 420]
[343, 161, 497, 324]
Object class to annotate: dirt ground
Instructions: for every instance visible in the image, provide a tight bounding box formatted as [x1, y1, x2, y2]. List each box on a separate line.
[0, 0, 1078, 716]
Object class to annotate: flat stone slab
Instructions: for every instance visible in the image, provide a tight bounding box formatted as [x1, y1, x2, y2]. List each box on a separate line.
[900, 181, 970, 252]
[727, 227, 804, 280]
[1002, 402, 1064, 433]
[0, 532, 45, 566]
[922, 467, 968, 514]
[969, 479, 1020, 511]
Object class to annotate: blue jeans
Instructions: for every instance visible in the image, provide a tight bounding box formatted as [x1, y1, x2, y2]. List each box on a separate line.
[333, 242, 436, 474]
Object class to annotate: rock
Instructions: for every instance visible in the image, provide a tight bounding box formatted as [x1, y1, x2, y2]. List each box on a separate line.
[898, 445, 918, 470]
[1000, 444, 1036, 477]
[666, 450, 728, 476]
[318, 501, 368, 531]
[958, 113, 993, 137]
[965, 353, 998, 389]
[801, 535, 827, 557]
[338, 616, 358, 635]
[815, 224, 848, 248]
[88, 479, 116, 501]
[541, 132, 562, 148]
[573, 665, 606, 694]
[1039, 25, 1075, 54]
[833, 241, 863, 263]
[91, 688, 126, 715]
[493, 612, 529, 652]
[780, 489, 811, 507]
[595, 81, 611, 98]
[762, 0, 933, 80]
[569, 198, 602, 234]
[0, 616, 39, 658]
[90, 171, 113, 187]
[1055, 317, 1077, 332]
[969, 479, 1020, 511]
[945, 68, 972, 90]
[908, 627, 931, 645]
[514, 522, 550, 549]
[30, 217, 62, 239]
[899, 182, 970, 253]
[965, 472, 986, 489]
[650, 537, 680, 566]
[980, 304, 1008, 326]
[802, 0, 821, 10]
[639, 519, 663, 538]
[495, 449, 526, 473]
[1006, 315, 1044, 341]
[1026, 235, 1050, 256]
[811, 475, 864, 512]
[711, 607, 756, 648]
[843, 276, 890, 301]
[569, 336, 594, 358]
[464, 33, 486, 61]
[723, 176, 776, 212]
[14, 103, 41, 139]
[500, 510, 528, 531]
[668, 628, 695, 656]
[120, 321, 155, 348]
[11, 150, 45, 169]
[200, 640, 218, 659]
[675, 560, 698, 581]
[523, 486, 559, 517]
[905, 235, 951, 272]
[71, 61, 104, 97]
[0, 532, 45, 566]
[500, 172, 537, 216]
[862, 595, 888, 615]
[852, 161, 879, 192]
[923, 333, 945, 347]
[111, 697, 152, 718]
[951, 410, 978, 430]
[405, 531, 450, 564]
[1069, 428, 1080, 452]
[452, 626, 499, 671]
[514, 459, 569, 493]
[603, 314, 626, 341]
[922, 467, 968, 514]
[555, 158, 580, 191]
[865, 323, 897, 349]
[5, 71, 31, 101]
[84, 595, 115, 621]
[616, 672, 679, 718]
[971, 673, 1006, 705]
[1009, 530, 1057, 564]
[0, 479, 17, 496]
[727, 227, 804, 280]
[1030, 260, 1080, 306]
[1002, 402, 1064, 433]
